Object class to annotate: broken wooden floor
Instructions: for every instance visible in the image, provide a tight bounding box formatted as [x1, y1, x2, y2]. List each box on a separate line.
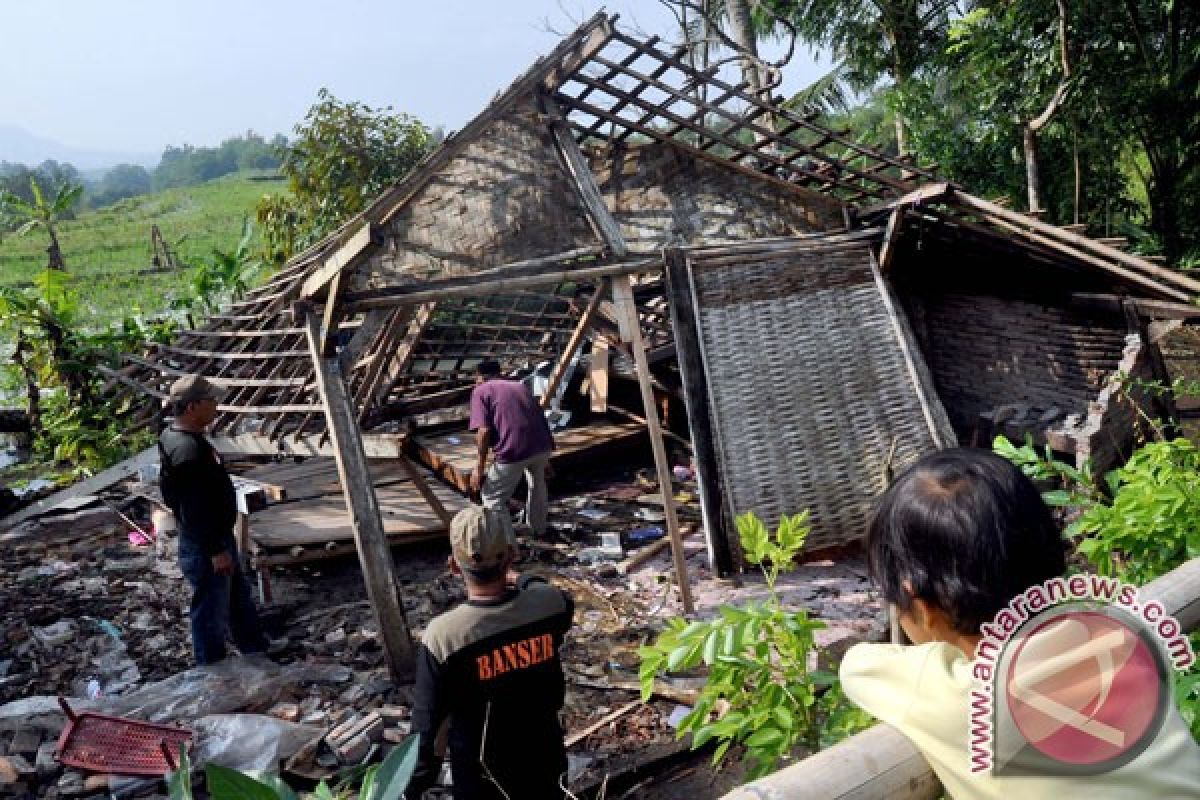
[413, 416, 648, 493]
[239, 458, 467, 568]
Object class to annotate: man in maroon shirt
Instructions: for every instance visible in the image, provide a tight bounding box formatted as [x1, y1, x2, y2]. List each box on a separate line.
[468, 360, 555, 539]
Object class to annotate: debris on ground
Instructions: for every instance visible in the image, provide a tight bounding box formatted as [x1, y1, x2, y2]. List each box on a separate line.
[0, 463, 881, 799]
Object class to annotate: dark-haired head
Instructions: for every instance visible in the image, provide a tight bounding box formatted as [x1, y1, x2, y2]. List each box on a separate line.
[476, 360, 502, 380]
[867, 448, 1066, 636]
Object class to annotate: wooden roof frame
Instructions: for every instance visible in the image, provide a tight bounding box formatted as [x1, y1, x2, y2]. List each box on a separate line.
[103, 15, 1197, 448]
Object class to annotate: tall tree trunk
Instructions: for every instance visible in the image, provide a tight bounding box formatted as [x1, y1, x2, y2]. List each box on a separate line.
[1072, 125, 1081, 224]
[726, 0, 763, 95]
[1023, 0, 1072, 216]
[1023, 123, 1042, 213]
[893, 114, 909, 160]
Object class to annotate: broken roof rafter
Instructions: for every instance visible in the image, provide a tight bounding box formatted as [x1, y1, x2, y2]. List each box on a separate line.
[546, 24, 943, 201]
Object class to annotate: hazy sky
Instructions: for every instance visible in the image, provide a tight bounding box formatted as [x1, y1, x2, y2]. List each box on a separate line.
[1, 1, 830, 158]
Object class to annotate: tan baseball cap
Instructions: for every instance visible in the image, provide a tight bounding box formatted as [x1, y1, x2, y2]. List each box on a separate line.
[168, 374, 224, 405]
[450, 505, 513, 572]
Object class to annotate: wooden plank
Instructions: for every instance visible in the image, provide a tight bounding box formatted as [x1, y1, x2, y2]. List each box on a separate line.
[360, 303, 437, 423]
[305, 312, 416, 680]
[299, 221, 376, 300]
[724, 555, 1200, 800]
[397, 454, 453, 526]
[951, 190, 1200, 298]
[877, 208, 905, 273]
[541, 280, 608, 409]
[956, 202, 1194, 303]
[153, 343, 309, 360]
[612, 275, 695, 613]
[664, 248, 735, 576]
[318, 270, 345, 357]
[868, 251, 953, 449]
[547, 107, 627, 255]
[0, 446, 158, 531]
[210, 432, 409, 458]
[1068, 293, 1200, 321]
[589, 337, 610, 412]
[121, 354, 312, 388]
[341, 257, 658, 313]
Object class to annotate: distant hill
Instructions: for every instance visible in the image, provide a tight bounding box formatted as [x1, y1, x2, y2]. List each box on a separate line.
[0, 124, 157, 171]
[0, 170, 285, 327]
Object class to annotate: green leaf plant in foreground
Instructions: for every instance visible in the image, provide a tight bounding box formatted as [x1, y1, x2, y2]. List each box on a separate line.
[638, 511, 872, 780]
[166, 734, 419, 800]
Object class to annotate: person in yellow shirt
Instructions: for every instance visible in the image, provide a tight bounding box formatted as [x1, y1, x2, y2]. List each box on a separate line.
[840, 448, 1200, 799]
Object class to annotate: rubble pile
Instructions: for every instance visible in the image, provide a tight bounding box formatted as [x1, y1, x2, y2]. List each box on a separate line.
[0, 467, 881, 799]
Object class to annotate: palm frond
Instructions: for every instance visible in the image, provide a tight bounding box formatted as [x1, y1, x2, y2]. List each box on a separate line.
[784, 62, 855, 116]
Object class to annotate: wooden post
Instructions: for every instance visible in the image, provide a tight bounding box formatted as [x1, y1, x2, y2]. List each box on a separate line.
[304, 312, 416, 680]
[614, 275, 695, 613]
[663, 248, 735, 576]
[877, 208, 905, 273]
[541, 279, 609, 410]
[588, 338, 610, 412]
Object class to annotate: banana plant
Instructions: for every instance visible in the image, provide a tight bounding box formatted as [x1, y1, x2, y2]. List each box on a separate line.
[0, 177, 83, 271]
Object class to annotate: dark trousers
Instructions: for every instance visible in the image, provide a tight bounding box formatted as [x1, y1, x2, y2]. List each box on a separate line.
[178, 534, 268, 665]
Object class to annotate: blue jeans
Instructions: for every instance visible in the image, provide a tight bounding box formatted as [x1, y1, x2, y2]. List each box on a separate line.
[178, 535, 268, 665]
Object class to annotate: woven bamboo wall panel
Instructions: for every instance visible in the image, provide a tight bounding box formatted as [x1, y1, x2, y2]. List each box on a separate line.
[356, 99, 599, 291]
[687, 241, 953, 552]
[591, 143, 845, 251]
[907, 292, 1129, 435]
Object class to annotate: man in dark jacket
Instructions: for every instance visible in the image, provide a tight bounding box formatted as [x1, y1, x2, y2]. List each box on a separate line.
[159, 375, 268, 665]
[409, 505, 574, 799]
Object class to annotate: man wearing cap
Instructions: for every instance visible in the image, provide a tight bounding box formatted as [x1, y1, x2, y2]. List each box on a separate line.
[159, 375, 268, 665]
[469, 360, 555, 540]
[409, 505, 574, 799]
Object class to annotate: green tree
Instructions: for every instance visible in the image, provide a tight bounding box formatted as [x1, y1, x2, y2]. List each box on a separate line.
[1085, 0, 1200, 261]
[769, 0, 956, 155]
[0, 176, 83, 270]
[262, 88, 432, 255]
[90, 163, 153, 207]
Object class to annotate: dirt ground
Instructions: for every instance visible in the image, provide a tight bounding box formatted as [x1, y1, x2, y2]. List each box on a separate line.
[0, 465, 881, 798]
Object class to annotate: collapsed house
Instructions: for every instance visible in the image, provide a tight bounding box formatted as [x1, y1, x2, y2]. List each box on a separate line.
[79, 13, 1198, 588]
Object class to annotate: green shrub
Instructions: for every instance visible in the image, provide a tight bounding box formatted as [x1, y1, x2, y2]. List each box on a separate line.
[638, 511, 872, 779]
[167, 734, 419, 800]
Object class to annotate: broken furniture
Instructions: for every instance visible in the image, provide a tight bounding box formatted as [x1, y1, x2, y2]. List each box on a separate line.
[54, 698, 192, 777]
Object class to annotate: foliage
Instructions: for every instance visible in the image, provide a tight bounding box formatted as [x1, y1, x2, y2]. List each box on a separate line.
[90, 164, 153, 208]
[153, 132, 285, 191]
[166, 735, 419, 800]
[639, 511, 872, 779]
[0, 172, 275, 326]
[174, 218, 266, 313]
[0, 160, 81, 225]
[1, 176, 84, 270]
[994, 433, 1200, 737]
[259, 89, 433, 258]
[1072, 438, 1200, 586]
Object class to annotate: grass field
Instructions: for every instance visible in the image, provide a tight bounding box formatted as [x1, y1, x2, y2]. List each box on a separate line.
[0, 171, 285, 326]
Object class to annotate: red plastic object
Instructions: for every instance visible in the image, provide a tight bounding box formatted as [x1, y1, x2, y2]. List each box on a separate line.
[54, 697, 193, 776]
